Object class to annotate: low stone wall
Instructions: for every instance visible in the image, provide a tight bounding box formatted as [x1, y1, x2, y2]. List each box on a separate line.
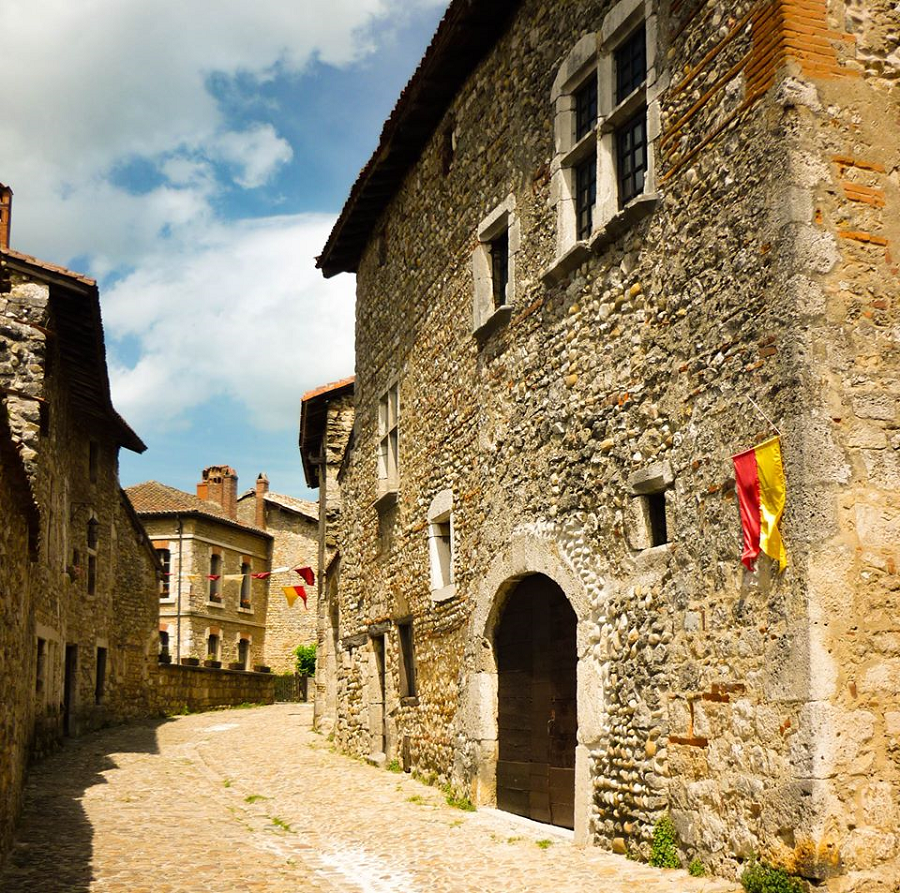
[150, 664, 275, 715]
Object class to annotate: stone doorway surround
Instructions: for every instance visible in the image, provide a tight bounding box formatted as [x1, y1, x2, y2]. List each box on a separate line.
[461, 530, 603, 845]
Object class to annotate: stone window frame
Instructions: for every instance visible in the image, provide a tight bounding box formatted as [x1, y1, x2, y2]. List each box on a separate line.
[86, 513, 99, 596]
[208, 550, 223, 604]
[239, 558, 252, 609]
[472, 194, 520, 336]
[375, 380, 400, 504]
[544, 0, 662, 284]
[627, 459, 673, 552]
[427, 488, 456, 602]
[205, 627, 221, 661]
[236, 633, 251, 669]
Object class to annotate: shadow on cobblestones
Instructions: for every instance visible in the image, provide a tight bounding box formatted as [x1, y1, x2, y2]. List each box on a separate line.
[0, 720, 163, 892]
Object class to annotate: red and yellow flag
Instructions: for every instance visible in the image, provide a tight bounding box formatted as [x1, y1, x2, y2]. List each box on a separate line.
[282, 585, 308, 608]
[732, 436, 788, 571]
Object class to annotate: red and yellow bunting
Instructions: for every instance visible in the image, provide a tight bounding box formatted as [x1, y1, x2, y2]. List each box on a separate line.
[733, 436, 788, 571]
[282, 585, 308, 608]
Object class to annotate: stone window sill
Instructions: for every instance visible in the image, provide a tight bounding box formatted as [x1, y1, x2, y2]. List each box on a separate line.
[206, 600, 224, 609]
[400, 696, 420, 708]
[373, 488, 398, 511]
[541, 193, 660, 286]
[237, 606, 254, 614]
[159, 597, 176, 605]
[430, 583, 456, 603]
[474, 304, 513, 341]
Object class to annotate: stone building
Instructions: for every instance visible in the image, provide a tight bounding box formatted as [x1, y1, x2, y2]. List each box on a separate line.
[236, 474, 319, 673]
[299, 376, 355, 732]
[127, 467, 272, 670]
[312, 2, 900, 890]
[0, 184, 160, 850]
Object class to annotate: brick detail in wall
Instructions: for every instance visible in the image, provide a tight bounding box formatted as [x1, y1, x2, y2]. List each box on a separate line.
[661, 0, 858, 185]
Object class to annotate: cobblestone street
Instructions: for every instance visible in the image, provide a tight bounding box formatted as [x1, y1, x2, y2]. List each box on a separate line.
[0, 704, 741, 892]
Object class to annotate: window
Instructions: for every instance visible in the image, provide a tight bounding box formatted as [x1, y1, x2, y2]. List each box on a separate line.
[547, 3, 660, 278]
[159, 630, 170, 655]
[627, 460, 673, 551]
[397, 621, 417, 699]
[645, 492, 668, 546]
[207, 633, 220, 661]
[377, 383, 400, 499]
[472, 195, 519, 333]
[36, 637, 46, 694]
[87, 517, 99, 595]
[238, 637, 250, 670]
[240, 561, 252, 607]
[95, 647, 107, 704]
[157, 547, 171, 597]
[208, 552, 222, 602]
[427, 489, 455, 601]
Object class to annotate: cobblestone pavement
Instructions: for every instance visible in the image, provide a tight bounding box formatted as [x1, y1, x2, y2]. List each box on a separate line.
[0, 704, 742, 892]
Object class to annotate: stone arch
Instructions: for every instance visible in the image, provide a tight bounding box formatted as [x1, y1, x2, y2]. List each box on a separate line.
[461, 530, 601, 844]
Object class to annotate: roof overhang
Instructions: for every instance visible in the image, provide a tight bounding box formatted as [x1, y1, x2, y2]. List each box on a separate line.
[316, 0, 521, 278]
[299, 376, 355, 488]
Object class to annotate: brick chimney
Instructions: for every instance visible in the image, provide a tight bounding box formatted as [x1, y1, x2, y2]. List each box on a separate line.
[255, 473, 269, 529]
[198, 465, 238, 519]
[0, 184, 12, 251]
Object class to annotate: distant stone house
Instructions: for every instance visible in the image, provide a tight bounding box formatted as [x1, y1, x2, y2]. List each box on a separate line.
[311, 2, 899, 890]
[299, 376, 354, 733]
[0, 184, 160, 851]
[236, 474, 319, 673]
[127, 467, 272, 670]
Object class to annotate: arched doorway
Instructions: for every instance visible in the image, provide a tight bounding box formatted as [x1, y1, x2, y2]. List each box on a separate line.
[495, 574, 577, 828]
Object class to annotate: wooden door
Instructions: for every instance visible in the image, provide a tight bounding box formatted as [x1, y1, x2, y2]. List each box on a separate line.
[496, 576, 577, 828]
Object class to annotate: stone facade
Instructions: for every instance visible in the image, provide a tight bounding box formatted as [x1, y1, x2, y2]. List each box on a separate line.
[127, 471, 273, 670]
[0, 218, 160, 858]
[236, 477, 319, 673]
[312, 2, 900, 891]
[299, 378, 355, 734]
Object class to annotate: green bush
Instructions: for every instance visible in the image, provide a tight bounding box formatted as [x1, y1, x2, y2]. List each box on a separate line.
[688, 858, 705, 877]
[741, 858, 805, 893]
[293, 643, 316, 677]
[649, 816, 680, 869]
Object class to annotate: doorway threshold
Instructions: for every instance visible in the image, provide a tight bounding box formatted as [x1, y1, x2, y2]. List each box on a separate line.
[478, 807, 574, 842]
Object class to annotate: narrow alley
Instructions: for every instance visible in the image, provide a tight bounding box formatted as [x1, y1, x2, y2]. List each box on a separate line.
[0, 704, 740, 893]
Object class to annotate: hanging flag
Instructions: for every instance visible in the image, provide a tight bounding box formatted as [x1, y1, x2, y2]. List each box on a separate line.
[223, 574, 245, 581]
[185, 573, 203, 581]
[271, 566, 291, 574]
[733, 436, 788, 571]
[206, 574, 221, 581]
[282, 585, 308, 608]
[251, 572, 271, 580]
[294, 566, 315, 586]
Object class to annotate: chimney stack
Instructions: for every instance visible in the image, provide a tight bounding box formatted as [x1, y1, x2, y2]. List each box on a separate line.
[198, 465, 239, 519]
[0, 184, 12, 251]
[255, 473, 269, 529]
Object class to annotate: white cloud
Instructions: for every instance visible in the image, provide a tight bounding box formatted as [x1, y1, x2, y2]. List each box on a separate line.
[105, 214, 356, 431]
[0, 0, 445, 264]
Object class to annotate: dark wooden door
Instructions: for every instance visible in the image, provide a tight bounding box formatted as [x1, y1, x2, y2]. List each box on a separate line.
[63, 644, 78, 736]
[496, 575, 577, 828]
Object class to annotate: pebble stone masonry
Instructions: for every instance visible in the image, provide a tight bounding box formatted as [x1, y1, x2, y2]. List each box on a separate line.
[312, 1, 900, 890]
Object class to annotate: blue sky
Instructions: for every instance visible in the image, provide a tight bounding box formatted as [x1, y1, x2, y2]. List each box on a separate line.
[0, 0, 448, 500]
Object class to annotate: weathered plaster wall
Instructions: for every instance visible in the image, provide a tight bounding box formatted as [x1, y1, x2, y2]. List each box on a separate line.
[328, 0, 898, 889]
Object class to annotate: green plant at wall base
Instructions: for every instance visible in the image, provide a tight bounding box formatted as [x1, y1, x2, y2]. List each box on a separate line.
[536, 839, 553, 850]
[649, 816, 680, 869]
[387, 759, 402, 773]
[740, 858, 805, 893]
[688, 858, 706, 877]
[293, 643, 317, 677]
[442, 783, 476, 811]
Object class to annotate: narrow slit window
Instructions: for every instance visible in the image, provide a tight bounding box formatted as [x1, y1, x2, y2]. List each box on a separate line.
[157, 548, 171, 597]
[207, 633, 220, 660]
[575, 153, 596, 240]
[574, 76, 597, 141]
[240, 561, 252, 607]
[646, 492, 668, 546]
[209, 553, 222, 601]
[95, 647, 107, 704]
[398, 621, 417, 699]
[36, 638, 46, 694]
[490, 229, 509, 310]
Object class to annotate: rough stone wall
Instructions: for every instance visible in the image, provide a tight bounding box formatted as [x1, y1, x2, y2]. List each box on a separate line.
[235, 500, 319, 673]
[329, 0, 898, 889]
[0, 423, 37, 859]
[148, 664, 275, 714]
[146, 515, 270, 668]
[0, 270, 159, 756]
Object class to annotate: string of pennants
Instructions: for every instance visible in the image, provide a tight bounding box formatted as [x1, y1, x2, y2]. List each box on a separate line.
[163, 565, 315, 608]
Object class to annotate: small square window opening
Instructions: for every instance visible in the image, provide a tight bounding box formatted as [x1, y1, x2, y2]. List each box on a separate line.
[646, 492, 668, 546]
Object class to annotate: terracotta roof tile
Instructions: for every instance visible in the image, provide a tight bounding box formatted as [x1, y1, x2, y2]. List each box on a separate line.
[1, 247, 97, 288]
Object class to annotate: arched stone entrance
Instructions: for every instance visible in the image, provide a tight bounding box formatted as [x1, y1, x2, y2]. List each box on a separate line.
[496, 574, 577, 828]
